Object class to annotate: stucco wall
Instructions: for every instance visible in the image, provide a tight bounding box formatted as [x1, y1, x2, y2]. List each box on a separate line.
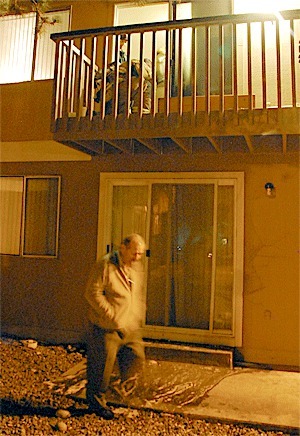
[1, 154, 299, 367]
[54, 1, 115, 31]
[243, 163, 299, 366]
[1, 80, 54, 142]
[0, 160, 99, 343]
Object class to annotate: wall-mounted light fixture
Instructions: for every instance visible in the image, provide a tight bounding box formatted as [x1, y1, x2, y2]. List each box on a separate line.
[265, 182, 276, 198]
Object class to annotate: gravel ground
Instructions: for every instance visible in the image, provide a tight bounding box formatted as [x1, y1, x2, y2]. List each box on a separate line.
[0, 337, 294, 435]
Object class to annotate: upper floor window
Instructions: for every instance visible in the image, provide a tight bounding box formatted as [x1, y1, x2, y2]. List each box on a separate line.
[0, 8, 70, 84]
[234, 0, 299, 13]
[0, 176, 61, 257]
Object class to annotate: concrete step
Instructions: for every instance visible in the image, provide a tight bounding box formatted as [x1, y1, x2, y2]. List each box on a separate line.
[144, 340, 233, 369]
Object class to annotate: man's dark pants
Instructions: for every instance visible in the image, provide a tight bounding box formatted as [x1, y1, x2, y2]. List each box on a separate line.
[86, 323, 145, 405]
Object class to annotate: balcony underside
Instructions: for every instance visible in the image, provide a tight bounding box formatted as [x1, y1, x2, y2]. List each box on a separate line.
[53, 107, 300, 155]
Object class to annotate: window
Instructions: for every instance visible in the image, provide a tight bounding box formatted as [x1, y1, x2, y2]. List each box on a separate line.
[0, 9, 70, 84]
[234, 0, 299, 13]
[0, 176, 61, 257]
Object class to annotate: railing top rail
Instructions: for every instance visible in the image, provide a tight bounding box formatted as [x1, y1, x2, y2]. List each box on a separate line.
[50, 9, 300, 41]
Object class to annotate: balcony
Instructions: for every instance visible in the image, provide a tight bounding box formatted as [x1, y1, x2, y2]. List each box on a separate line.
[50, 10, 300, 155]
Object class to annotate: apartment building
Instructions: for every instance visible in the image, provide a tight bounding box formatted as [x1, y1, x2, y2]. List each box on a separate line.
[1, 0, 299, 369]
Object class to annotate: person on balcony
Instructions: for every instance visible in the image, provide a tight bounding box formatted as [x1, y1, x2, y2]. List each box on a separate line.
[119, 34, 128, 63]
[94, 32, 152, 115]
[84, 234, 146, 420]
[130, 58, 152, 114]
[119, 34, 151, 113]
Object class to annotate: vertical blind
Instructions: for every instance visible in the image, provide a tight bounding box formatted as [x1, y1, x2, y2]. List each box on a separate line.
[23, 178, 59, 256]
[34, 10, 70, 80]
[0, 177, 23, 255]
[0, 13, 35, 83]
[0, 9, 70, 84]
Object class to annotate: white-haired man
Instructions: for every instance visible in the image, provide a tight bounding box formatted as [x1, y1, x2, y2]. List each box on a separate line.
[85, 234, 146, 419]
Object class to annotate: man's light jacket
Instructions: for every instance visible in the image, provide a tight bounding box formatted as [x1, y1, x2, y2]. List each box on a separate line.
[85, 252, 145, 333]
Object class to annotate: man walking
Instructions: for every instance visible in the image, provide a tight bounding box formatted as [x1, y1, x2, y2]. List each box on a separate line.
[85, 234, 146, 419]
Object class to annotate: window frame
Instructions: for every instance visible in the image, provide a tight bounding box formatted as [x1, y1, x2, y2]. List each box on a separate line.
[0, 175, 61, 258]
[0, 7, 71, 84]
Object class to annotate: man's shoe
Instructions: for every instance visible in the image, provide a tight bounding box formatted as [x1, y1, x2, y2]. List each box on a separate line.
[90, 394, 115, 420]
[94, 406, 115, 420]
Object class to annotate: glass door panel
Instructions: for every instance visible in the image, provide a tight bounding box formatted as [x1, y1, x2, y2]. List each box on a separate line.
[213, 185, 234, 332]
[146, 184, 172, 326]
[111, 185, 148, 251]
[146, 183, 214, 330]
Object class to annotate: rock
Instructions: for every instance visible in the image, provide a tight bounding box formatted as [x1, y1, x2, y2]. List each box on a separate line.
[56, 409, 71, 419]
[56, 420, 68, 432]
[21, 339, 38, 350]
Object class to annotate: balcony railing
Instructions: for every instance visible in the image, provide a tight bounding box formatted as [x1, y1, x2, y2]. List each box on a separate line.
[50, 10, 300, 129]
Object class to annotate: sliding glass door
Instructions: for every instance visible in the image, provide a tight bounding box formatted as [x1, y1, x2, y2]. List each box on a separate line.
[98, 172, 244, 346]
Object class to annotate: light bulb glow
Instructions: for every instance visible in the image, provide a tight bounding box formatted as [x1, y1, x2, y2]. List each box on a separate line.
[234, 0, 299, 14]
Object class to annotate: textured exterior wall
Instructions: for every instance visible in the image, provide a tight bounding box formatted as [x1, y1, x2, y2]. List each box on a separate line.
[1, 80, 53, 142]
[1, 155, 299, 367]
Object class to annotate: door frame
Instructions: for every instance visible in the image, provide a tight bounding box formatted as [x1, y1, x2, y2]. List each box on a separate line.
[98, 171, 244, 347]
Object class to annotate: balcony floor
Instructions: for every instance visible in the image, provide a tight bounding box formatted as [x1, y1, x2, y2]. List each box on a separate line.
[53, 107, 300, 155]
